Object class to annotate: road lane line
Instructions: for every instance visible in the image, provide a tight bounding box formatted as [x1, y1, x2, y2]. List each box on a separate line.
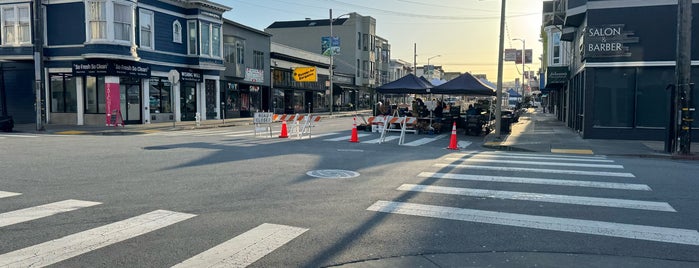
[0, 134, 39, 138]
[367, 201, 699, 246]
[402, 134, 447, 146]
[0, 190, 21, 199]
[0, 210, 196, 267]
[397, 184, 674, 212]
[324, 133, 371, 141]
[446, 154, 615, 163]
[433, 163, 635, 178]
[418, 172, 651, 191]
[362, 135, 400, 144]
[0, 200, 102, 228]
[172, 223, 308, 268]
[443, 158, 624, 169]
[453, 151, 608, 159]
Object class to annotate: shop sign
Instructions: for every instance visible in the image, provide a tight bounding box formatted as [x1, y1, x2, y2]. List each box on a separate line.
[514, 49, 533, 64]
[244, 68, 264, 83]
[293, 67, 317, 82]
[72, 61, 150, 78]
[504, 49, 517, 61]
[179, 70, 203, 82]
[546, 66, 569, 85]
[584, 24, 639, 58]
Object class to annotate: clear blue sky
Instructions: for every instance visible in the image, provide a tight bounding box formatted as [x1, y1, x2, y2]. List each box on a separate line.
[213, 0, 544, 82]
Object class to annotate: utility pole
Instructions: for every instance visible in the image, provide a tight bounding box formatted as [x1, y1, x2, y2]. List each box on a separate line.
[33, 0, 44, 131]
[413, 43, 417, 74]
[495, 0, 506, 136]
[329, 9, 334, 116]
[677, 0, 693, 154]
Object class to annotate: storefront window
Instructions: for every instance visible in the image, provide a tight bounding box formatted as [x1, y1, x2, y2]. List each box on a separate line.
[84, 76, 105, 114]
[272, 89, 283, 114]
[293, 91, 304, 113]
[593, 68, 635, 127]
[149, 77, 172, 113]
[635, 68, 672, 128]
[50, 74, 77, 113]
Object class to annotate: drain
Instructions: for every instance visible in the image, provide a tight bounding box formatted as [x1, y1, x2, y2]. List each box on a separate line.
[306, 169, 360, 179]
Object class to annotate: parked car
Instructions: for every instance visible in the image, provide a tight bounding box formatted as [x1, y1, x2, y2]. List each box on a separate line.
[0, 115, 14, 132]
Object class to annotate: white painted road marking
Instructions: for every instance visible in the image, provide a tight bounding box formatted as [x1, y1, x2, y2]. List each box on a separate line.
[447, 153, 615, 163]
[418, 172, 651, 191]
[294, 132, 340, 139]
[455, 151, 608, 159]
[0, 210, 196, 267]
[367, 201, 699, 245]
[397, 184, 674, 212]
[0, 134, 39, 138]
[434, 163, 636, 178]
[172, 223, 308, 268]
[362, 135, 400, 144]
[444, 157, 624, 169]
[0, 199, 102, 228]
[403, 134, 447, 146]
[324, 133, 371, 141]
[0, 190, 21, 199]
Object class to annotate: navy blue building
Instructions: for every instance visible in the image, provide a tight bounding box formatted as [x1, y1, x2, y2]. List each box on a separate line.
[0, 0, 230, 125]
[542, 0, 699, 141]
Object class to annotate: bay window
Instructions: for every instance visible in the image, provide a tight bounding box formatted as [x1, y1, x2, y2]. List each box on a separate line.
[201, 22, 210, 55]
[113, 3, 131, 41]
[187, 20, 196, 54]
[197, 21, 221, 58]
[85, 0, 134, 43]
[212, 24, 221, 57]
[1, 4, 31, 46]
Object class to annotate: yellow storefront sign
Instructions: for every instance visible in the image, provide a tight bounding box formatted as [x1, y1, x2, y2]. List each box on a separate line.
[293, 67, 317, 82]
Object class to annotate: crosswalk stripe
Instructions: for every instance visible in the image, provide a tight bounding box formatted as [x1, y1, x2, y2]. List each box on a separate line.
[362, 135, 400, 144]
[434, 163, 636, 178]
[0, 190, 21, 199]
[194, 130, 252, 136]
[367, 201, 699, 245]
[227, 131, 279, 137]
[418, 172, 651, 191]
[0, 199, 102, 228]
[447, 154, 615, 163]
[443, 158, 624, 169]
[0, 134, 39, 138]
[0, 210, 196, 267]
[402, 134, 447, 146]
[172, 223, 308, 268]
[324, 133, 371, 141]
[397, 184, 674, 212]
[456, 151, 608, 160]
[293, 132, 340, 139]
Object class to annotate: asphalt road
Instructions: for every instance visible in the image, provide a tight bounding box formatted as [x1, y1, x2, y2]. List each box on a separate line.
[1, 117, 698, 267]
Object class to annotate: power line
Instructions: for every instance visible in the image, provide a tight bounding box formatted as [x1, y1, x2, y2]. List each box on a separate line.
[323, 0, 538, 20]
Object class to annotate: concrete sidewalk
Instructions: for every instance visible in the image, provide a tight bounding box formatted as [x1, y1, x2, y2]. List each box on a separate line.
[482, 108, 699, 160]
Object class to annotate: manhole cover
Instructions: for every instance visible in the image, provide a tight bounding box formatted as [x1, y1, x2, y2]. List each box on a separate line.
[306, 169, 360, 179]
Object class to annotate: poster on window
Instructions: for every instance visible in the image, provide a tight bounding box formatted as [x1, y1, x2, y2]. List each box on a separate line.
[105, 77, 121, 126]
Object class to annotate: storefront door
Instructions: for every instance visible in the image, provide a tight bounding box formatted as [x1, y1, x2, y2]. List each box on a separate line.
[120, 79, 142, 124]
[180, 82, 197, 121]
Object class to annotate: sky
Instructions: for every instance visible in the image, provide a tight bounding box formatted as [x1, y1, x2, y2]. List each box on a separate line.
[212, 0, 544, 84]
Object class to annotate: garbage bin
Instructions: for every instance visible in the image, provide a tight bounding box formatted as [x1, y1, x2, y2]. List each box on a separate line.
[500, 115, 512, 133]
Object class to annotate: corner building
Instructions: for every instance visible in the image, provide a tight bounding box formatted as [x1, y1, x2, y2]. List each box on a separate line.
[542, 0, 699, 140]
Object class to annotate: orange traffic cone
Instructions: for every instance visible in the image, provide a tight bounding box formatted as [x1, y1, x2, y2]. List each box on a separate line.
[349, 117, 359, 143]
[447, 121, 458, 150]
[279, 120, 289, 138]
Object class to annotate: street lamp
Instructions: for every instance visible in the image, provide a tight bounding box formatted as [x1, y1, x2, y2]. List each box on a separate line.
[329, 9, 351, 115]
[512, 38, 526, 97]
[427, 55, 441, 79]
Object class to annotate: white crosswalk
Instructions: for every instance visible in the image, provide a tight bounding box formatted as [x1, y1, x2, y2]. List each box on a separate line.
[0, 133, 40, 139]
[367, 151, 699, 246]
[0, 191, 308, 267]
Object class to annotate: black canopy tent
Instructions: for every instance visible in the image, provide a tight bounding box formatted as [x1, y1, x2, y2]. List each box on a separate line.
[375, 73, 432, 94]
[431, 72, 496, 96]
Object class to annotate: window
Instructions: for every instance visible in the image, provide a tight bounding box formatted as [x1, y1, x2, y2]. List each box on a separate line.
[356, 59, 360, 77]
[86, 0, 134, 43]
[87, 1, 106, 40]
[362, 33, 368, 51]
[172, 20, 182, 43]
[113, 3, 131, 42]
[212, 24, 221, 57]
[50, 74, 77, 113]
[593, 68, 635, 127]
[357, 32, 361, 49]
[552, 32, 561, 64]
[1, 4, 31, 45]
[253, 51, 264, 69]
[363, 60, 368, 78]
[235, 41, 244, 64]
[223, 35, 235, 63]
[84, 76, 106, 113]
[187, 20, 197, 54]
[149, 78, 172, 113]
[139, 10, 153, 49]
[200, 22, 210, 55]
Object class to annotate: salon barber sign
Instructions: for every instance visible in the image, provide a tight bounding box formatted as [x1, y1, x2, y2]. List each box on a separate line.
[584, 24, 639, 58]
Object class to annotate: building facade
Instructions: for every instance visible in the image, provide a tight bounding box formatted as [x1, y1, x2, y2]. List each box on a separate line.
[220, 19, 271, 118]
[542, 0, 699, 140]
[264, 12, 387, 110]
[0, 0, 230, 126]
[389, 59, 412, 82]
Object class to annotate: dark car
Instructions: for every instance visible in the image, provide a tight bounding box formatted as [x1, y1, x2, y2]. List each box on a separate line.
[0, 115, 14, 132]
